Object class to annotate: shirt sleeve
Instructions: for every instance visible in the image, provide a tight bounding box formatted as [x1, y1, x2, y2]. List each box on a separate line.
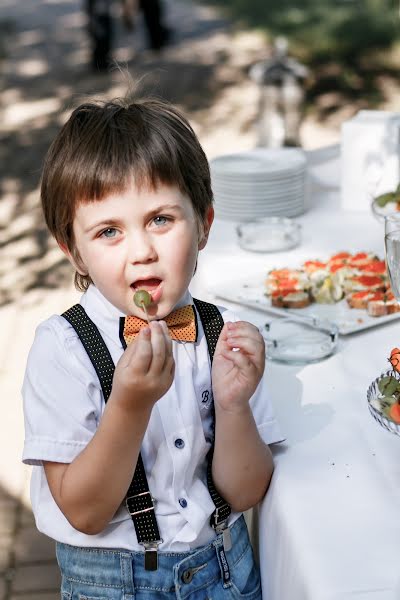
[218, 305, 285, 445]
[22, 316, 104, 465]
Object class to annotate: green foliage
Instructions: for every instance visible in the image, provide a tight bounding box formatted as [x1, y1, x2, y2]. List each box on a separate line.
[199, 0, 400, 112]
[204, 0, 399, 63]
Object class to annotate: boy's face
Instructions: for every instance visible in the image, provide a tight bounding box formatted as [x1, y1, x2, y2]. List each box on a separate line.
[64, 182, 213, 318]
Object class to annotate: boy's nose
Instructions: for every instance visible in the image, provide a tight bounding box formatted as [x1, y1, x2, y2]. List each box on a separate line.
[128, 233, 157, 264]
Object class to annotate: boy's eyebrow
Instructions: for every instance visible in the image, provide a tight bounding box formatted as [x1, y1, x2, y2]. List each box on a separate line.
[146, 203, 184, 216]
[84, 219, 121, 233]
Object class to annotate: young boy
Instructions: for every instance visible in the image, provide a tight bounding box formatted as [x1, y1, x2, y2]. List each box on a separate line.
[22, 96, 283, 599]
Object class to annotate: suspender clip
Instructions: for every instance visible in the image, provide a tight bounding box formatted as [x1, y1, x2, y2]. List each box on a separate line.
[215, 520, 233, 552]
[140, 540, 162, 571]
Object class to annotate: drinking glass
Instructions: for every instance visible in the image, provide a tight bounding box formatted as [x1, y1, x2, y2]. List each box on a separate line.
[384, 213, 400, 300]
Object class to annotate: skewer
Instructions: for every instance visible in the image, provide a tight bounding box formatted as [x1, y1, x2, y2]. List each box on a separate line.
[141, 302, 149, 324]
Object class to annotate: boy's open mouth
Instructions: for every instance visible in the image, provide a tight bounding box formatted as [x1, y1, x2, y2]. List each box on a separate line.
[131, 278, 162, 297]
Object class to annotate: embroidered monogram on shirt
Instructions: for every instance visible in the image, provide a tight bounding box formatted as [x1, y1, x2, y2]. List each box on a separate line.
[200, 389, 213, 409]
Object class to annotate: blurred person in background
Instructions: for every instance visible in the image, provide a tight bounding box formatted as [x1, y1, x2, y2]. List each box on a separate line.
[123, 0, 170, 51]
[87, 0, 170, 72]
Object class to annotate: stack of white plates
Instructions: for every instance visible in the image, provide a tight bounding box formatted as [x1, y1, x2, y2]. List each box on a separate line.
[210, 148, 307, 221]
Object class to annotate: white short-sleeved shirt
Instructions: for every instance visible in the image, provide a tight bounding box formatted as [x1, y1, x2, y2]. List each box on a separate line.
[22, 284, 283, 551]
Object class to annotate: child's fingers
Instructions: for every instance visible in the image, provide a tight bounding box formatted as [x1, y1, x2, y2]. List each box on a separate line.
[225, 333, 265, 358]
[148, 321, 167, 373]
[226, 321, 262, 341]
[128, 327, 153, 372]
[219, 321, 260, 343]
[221, 347, 255, 372]
[149, 321, 175, 376]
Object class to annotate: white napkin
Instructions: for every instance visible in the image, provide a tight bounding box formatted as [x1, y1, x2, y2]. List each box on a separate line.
[341, 110, 400, 211]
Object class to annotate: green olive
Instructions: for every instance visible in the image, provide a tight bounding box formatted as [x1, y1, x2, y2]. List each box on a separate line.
[133, 289, 152, 308]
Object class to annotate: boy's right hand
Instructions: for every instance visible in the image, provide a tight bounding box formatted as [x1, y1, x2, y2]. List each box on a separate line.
[112, 321, 175, 412]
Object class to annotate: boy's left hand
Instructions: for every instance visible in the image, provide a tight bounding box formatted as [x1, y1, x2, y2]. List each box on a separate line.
[212, 321, 265, 412]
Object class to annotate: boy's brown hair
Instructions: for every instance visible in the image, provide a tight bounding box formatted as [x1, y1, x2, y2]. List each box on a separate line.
[41, 96, 214, 290]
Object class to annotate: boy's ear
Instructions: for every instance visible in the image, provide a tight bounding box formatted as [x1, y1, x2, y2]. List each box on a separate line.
[198, 206, 214, 250]
[58, 242, 88, 275]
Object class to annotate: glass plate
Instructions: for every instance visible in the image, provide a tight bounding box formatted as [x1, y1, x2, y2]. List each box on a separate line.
[262, 316, 338, 364]
[367, 369, 400, 436]
[236, 217, 301, 253]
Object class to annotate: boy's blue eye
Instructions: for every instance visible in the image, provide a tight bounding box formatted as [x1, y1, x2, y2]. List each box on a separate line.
[153, 216, 168, 226]
[102, 228, 117, 238]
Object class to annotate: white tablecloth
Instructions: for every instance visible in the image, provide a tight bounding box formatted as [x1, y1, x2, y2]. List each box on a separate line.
[190, 155, 400, 600]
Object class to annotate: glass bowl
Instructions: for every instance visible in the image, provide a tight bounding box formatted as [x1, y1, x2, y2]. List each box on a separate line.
[236, 217, 301, 253]
[367, 369, 400, 436]
[262, 316, 338, 364]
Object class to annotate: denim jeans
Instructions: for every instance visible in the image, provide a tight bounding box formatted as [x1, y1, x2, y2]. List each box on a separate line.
[56, 515, 262, 599]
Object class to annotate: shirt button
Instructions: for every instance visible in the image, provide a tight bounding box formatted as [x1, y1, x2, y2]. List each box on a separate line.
[179, 497, 188, 508]
[174, 438, 185, 449]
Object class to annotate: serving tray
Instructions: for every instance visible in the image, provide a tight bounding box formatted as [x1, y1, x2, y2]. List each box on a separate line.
[211, 277, 400, 336]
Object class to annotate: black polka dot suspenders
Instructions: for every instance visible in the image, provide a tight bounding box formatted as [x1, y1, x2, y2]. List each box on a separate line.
[193, 299, 233, 552]
[62, 300, 231, 570]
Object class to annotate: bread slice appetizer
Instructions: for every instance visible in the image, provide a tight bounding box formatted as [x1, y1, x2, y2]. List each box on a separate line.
[302, 260, 327, 274]
[265, 269, 309, 295]
[364, 289, 400, 317]
[386, 299, 400, 314]
[366, 292, 387, 317]
[384, 291, 400, 314]
[270, 288, 310, 308]
[346, 290, 374, 309]
[271, 290, 287, 308]
[348, 252, 379, 268]
[281, 291, 311, 309]
[328, 251, 352, 263]
[344, 274, 386, 294]
[358, 259, 386, 276]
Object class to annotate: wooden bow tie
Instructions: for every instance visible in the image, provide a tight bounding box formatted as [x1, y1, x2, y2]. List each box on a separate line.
[123, 305, 197, 344]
